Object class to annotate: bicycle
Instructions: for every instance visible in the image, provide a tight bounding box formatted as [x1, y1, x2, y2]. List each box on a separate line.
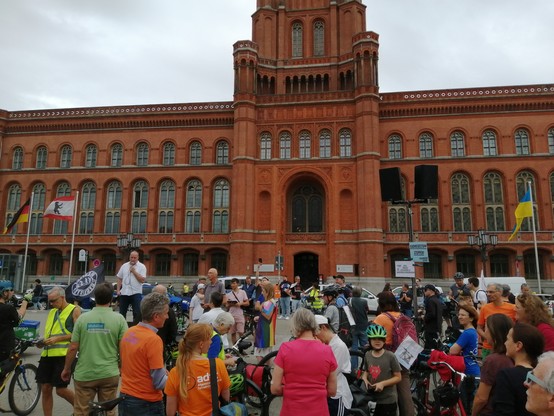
[0, 339, 41, 416]
[88, 396, 125, 416]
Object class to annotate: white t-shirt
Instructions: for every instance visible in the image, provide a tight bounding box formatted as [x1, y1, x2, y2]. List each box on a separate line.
[473, 289, 488, 308]
[329, 334, 353, 409]
[190, 294, 204, 322]
[117, 261, 146, 295]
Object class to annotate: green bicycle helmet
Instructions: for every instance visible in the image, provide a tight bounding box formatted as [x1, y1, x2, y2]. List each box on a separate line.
[0, 280, 14, 293]
[367, 324, 387, 339]
[229, 373, 245, 396]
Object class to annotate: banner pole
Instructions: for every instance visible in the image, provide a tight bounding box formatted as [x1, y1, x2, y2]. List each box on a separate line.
[67, 191, 79, 285]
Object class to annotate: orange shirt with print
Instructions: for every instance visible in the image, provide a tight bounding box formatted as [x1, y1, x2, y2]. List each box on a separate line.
[165, 358, 230, 416]
[373, 311, 402, 347]
[120, 324, 165, 402]
[477, 302, 516, 350]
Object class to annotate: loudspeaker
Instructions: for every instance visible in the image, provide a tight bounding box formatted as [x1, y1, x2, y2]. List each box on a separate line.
[414, 165, 438, 199]
[379, 168, 402, 202]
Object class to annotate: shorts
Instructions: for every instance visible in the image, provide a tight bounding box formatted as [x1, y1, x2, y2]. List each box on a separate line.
[229, 316, 245, 335]
[36, 356, 70, 387]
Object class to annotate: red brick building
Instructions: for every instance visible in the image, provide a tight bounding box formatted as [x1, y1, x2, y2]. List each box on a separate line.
[1, 0, 553, 288]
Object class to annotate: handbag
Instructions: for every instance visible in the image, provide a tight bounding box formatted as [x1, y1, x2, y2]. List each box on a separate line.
[209, 358, 248, 416]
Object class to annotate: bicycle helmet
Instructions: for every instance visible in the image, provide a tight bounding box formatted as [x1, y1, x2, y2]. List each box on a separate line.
[453, 272, 465, 280]
[0, 280, 14, 293]
[366, 324, 387, 339]
[229, 373, 245, 396]
[322, 285, 339, 298]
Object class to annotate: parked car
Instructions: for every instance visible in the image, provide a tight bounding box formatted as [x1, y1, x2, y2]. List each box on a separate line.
[16, 283, 69, 310]
[319, 283, 379, 314]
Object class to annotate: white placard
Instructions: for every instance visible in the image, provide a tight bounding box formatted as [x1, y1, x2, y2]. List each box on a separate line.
[254, 263, 275, 272]
[336, 264, 354, 273]
[395, 260, 415, 278]
[395, 336, 424, 369]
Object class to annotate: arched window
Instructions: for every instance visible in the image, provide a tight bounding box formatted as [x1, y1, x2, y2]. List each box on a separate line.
[136, 142, 149, 166]
[185, 180, 202, 233]
[183, 253, 199, 276]
[482, 130, 497, 156]
[548, 128, 554, 154]
[30, 183, 46, 235]
[216, 141, 229, 164]
[104, 181, 122, 234]
[155, 253, 171, 276]
[260, 132, 272, 160]
[79, 182, 96, 234]
[12, 147, 23, 170]
[313, 21, 324, 56]
[319, 130, 331, 158]
[450, 131, 465, 157]
[85, 144, 97, 168]
[163, 142, 175, 166]
[36, 146, 48, 169]
[490, 254, 510, 277]
[451, 173, 471, 231]
[111, 143, 123, 167]
[53, 182, 71, 234]
[550, 172, 554, 222]
[5, 184, 22, 234]
[291, 184, 323, 233]
[456, 253, 476, 277]
[299, 131, 311, 159]
[420, 204, 439, 232]
[132, 180, 148, 233]
[388, 135, 402, 159]
[48, 253, 64, 276]
[389, 207, 407, 233]
[158, 180, 175, 233]
[60, 145, 72, 168]
[515, 129, 530, 155]
[212, 179, 230, 233]
[190, 141, 202, 165]
[419, 133, 433, 158]
[280, 132, 292, 159]
[483, 172, 505, 231]
[515, 171, 538, 232]
[423, 253, 443, 279]
[339, 129, 352, 158]
[292, 22, 303, 58]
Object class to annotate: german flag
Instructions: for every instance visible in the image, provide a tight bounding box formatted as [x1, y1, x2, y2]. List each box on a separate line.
[3, 198, 31, 234]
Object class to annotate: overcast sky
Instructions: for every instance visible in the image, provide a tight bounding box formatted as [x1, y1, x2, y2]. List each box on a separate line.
[1, 0, 552, 111]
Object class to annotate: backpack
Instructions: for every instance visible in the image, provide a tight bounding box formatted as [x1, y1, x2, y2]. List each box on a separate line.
[383, 312, 417, 352]
[336, 302, 354, 347]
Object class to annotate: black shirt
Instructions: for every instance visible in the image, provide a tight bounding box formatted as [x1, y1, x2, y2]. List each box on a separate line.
[0, 302, 19, 359]
[424, 295, 443, 333]
[493, 365, 534, 416]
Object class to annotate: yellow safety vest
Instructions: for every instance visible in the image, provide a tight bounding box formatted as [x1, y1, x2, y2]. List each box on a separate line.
[202, 329, 226, 361]
[41, 303, 76, 357]
[309, 288, 324, 310]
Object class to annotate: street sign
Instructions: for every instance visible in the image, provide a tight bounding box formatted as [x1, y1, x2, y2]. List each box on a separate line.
[395, 260, 415, 278]
[78, 249, 87, 262]
[409, 242, 429, 262]
[92, 259, 101, 268]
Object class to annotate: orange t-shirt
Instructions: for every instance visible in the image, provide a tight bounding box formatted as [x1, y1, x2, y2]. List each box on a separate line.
[373, 311, 401, 347]
[477, 302, 516, 350]
[120, 324, 165, 402]
[164, 358, 230, 416]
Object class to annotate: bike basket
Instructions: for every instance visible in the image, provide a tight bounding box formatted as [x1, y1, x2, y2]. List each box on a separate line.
[433, 383, 459, 407]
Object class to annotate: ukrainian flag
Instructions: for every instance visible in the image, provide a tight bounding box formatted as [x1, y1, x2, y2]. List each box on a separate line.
[508, 189, 533, 241]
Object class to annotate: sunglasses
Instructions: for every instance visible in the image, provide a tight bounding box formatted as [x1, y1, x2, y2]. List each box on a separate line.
[525, 371, 549, 391]
[49, 297, 60, 304]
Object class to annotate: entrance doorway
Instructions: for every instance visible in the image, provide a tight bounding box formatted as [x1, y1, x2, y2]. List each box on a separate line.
[293, 252, 319, 288]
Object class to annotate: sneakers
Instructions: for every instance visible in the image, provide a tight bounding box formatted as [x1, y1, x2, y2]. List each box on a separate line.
[278, 315, 283, 319]
[285, 316, 290, 320]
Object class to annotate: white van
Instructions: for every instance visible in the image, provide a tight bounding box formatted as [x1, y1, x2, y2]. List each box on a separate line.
[464, 276, 527, 296]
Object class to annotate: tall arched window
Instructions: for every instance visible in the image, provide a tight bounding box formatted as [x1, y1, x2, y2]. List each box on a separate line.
[280, 132, 292, 159]
[291, 184, 323, 233]
[292, 22, 303, 58]
[60, 145, 72, 168]
[313, 21, 324, 56]
[216, 141, 229, 164]
[132, 180, 148, 233]
[548, 128, 554, 154]
[5, 184, 22, 234]
[550, 172, 554, 223]
[388, 135, 402, 159]
[420, 203, 439, 232]
[53, 182, 71, 234]
[515, 129, 530, 155]
[111, 143, 123, 167]
[12, 147, 23, 170]
[30, 183, 46, 234]
[104, 181, 122, 234]
[389, 207, 407, 232]
[163, 142, 175, 166]
[482, 130, 497, 156]
[299, 131, 311, 159]
[451, 173, 471, 231]
[450, 131, 465, 157]
[136, 142, 149, 166]
[212, 179, 230, 233]
[483, 172, 504, 231]
[190, 141, 202, 165]
[85, 144, 97, 168]
[419, 133, 433, 158]
[36, 146, 48, 169]
[186, 180, 202, 233]
[319, 130, 331, 158]
[516, 171, 538, 232]
[158, 180, 175, 233]
[79, 182, 96, 234]
[339, 129, 352, 158]
[260, 133, 272, 160]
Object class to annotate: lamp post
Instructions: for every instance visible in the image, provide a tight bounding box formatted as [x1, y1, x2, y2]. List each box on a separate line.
[467, 229, 498, 277]
[117, 232, 142, 255]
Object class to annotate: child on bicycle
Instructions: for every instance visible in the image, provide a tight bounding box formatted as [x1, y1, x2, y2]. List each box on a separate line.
[361, 324, 402, 416]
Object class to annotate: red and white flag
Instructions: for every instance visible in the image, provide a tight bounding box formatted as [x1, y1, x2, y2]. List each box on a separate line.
[44, 196, 75, 221]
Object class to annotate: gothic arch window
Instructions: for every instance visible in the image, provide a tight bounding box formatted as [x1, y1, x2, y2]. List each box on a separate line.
[451, 173, 471, 231]
[313, 20, 324, 56]
[548, 128, 554, 154]
[155, 252, 171, 276]
[190, 141, 202, 165]
[456, 253, 476, 277]
[482, 130, 497, 156]
[483, 172, 505, 231]
[216, 141, 229, 165]
[389, 207, 407, 232]
[419, 133, 433, 158]
[516, 171, 538, 232]
[291, 184, 323, 233]
[30, 183, 46, 235]
[292, 22, 303, 58]
[136, 142, 149, 167]
[12, 147, 23, 170]
[339, 129, 352, 158]
[104, 181, 122, 234]
[158, 180, 175, 233]
[60, 145, 72, 168]
[5, 184, 22, 234]
[420, 203, 439, 232]
[163, 142, 175, 166]
[36, 146, 48, 169]
[299, 131, 311, 159]
[132, 180, 148, 233]
[213, 179, 230, 233]
[183, 252, 199, 276]
[319, 130, 331, 158]
[79, 182, 96, 234]
[111, 143, 123, 167]
[53, 182, 71, 234]
[388, 134, 402, 159]
[186, 179, 202, 233]
[85, 144, 97, 168]
[490, 254, 509, 277]
[280, 132, 292, 159]
[515, 128, 530, 155]
[550, 172, 554, 222]
[260, 132, 272, 160]
[450, 131, 465, 157]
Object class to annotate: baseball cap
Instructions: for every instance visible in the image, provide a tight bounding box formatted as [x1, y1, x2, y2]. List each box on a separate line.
[314, 315, 330, 326]
[197, 283, 206, 290]
[424, 284, 437, 292]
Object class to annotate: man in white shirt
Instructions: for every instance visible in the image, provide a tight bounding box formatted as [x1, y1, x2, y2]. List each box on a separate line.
[197, 292, 225, 325]
[116, 250, 147, 324]
[467, 277, 487, 310]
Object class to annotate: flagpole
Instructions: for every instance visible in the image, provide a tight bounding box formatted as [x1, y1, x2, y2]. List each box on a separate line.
[67, 191, 79, 285]
[21, 192, 34, 293]
[528, 182, 542, 293]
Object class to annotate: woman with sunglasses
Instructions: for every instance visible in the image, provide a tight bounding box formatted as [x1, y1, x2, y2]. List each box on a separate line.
[492, 322, 544, 416]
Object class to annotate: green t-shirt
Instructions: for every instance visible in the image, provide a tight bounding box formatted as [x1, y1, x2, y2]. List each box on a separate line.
[71, 306, 128, 381]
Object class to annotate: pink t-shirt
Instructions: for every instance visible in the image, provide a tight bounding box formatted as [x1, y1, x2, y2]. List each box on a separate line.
[274, 339, 338, 416]
[227, 289, 248, 321]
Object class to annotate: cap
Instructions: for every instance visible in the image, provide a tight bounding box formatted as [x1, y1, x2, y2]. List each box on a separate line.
[314, 315, 330, 326]
[197, 283, 206, 290]
[424, 284, 437, 292]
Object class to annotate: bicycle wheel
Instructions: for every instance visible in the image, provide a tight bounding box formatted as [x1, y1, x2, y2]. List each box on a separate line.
[8, 363, 41, 416]
[257, 350, 279, 367]
[244, 378, 264, 409]
[263, 394, 283, 416]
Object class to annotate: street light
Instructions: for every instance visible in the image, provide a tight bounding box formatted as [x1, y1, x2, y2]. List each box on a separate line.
[467, 229, 498, 277]
[117, 232, 142, 253]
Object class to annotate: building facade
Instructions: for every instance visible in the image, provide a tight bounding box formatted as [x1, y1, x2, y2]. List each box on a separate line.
[1, 0, 554, 287]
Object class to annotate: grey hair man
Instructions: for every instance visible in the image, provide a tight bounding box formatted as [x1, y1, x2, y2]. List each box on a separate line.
[151, 284, 178, 348]
[524, 351, 554, 416]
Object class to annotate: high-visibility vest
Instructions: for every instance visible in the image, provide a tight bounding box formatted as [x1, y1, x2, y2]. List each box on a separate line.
[202, 329, 226, 361]
[309, 288, 324, 310]
[41, 303, 76, 357]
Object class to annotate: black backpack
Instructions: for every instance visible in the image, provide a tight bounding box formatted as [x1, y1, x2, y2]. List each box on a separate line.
[337, 303, 353, 347]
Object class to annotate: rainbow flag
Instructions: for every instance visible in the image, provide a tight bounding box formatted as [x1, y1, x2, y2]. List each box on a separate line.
[3, 198, 31, 234]
[508, 189, 533, 241]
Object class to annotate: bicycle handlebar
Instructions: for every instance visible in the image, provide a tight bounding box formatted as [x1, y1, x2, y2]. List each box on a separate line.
[429, 361, 481, 382]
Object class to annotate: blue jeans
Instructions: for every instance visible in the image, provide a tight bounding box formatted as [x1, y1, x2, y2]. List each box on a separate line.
[279, 297, 291, 317]
[119, 293, 142, 324]
[350, 327, 368, 370]
[291, 298, 301, 313]
[119, 394, 164, 416]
